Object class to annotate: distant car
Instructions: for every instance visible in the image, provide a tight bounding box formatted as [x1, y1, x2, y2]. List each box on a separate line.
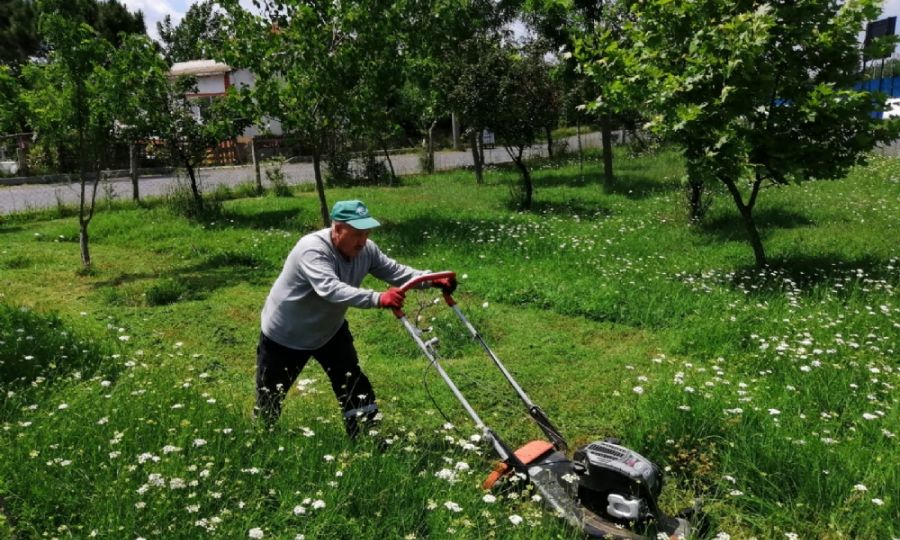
[883, 97, 900, 119]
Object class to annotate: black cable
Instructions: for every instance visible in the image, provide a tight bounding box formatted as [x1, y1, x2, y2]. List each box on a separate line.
[410, 292, 565, 446]
[422, 357, 457, 429]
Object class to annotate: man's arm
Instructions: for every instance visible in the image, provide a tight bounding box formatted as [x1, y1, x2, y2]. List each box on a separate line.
[299, 251, 381, 308]
[367, 241, 427, 287]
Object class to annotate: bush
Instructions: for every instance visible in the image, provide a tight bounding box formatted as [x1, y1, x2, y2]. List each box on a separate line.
[357, 152, 392, 186]
[165, 180, 222, 220]
[233, 180, 263, 199]
[265, 161, 292, 197]
[144, 277, 189, 306]
[418, 149, 435, 174]
[551, 138, 571, 158]
[325, 143, 354, 187]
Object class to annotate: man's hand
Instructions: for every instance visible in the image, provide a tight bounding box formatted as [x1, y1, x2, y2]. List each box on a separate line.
[379, 287, 406, 309]
[431, 276, 457, 294]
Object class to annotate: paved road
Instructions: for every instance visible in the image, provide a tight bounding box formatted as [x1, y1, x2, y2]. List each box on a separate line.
[0, 132, 602, 215]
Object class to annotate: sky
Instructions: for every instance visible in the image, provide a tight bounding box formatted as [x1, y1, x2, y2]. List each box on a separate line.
[126, 0, 900, 46]
[120, 0, 255, 42]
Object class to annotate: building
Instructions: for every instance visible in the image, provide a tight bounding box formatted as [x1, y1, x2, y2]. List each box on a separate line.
[168, 59, 283, 139]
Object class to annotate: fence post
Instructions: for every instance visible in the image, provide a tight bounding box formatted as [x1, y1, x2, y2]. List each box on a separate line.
[16, 135, 28, 176]
[252, 137, 262, 193]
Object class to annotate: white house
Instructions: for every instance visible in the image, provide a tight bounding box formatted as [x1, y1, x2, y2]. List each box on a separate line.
[168, 59, 283, 139]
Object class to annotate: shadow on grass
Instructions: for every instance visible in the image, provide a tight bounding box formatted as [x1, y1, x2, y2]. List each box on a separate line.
[0, 225, 23, 234]
[509, 155, 682, 199]
[725, 253, 893, 294]
[525, 199, 613, 219]
[379, 212, 585, 259]
[699, 208, 814, 242]
[92, 248, 276, 306]
[219, 208, 308, 231]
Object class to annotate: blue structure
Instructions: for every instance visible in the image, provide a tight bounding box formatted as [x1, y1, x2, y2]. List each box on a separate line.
[857, 76, 900, 97]
[854, 77, 900, 119]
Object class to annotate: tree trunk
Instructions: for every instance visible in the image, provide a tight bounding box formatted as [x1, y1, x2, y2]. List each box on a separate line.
[79, 221, 91, 267]
[312, 146, 330, 226]
[469, 130, 483, 185]
[722, 176, 767, 267]
[741, 206, 767, 267]
[185, 162, 203, 208]
[601, 113, 614, 187]
[687, 179, 706, 222]
[129, 143, 140, 203]
[77, 170, 101, 269]
[426, 121, 436, 173]
[509, 147, 532, 210]
[382, 143, 396, 186]
[577, 119, 584, 180]
[546, 126, 554, 159]
[478, 130, 485, 165]
[252, 137, 263, 194]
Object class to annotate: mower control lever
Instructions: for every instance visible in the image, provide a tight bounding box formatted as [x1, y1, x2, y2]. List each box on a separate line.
[423, 337, 439, 353]
[392, 271, 458, 318]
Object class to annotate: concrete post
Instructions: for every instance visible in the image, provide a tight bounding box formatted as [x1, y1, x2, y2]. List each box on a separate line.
[16, 146, 27, 176]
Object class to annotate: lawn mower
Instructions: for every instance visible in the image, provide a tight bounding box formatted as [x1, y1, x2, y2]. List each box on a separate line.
[392, 272, 694, 540]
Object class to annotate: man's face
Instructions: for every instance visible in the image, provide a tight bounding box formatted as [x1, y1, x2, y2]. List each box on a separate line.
[332, 222, 370, 259]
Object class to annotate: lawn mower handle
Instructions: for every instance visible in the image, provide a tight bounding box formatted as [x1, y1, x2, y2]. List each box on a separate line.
[392, 271, 457, 317]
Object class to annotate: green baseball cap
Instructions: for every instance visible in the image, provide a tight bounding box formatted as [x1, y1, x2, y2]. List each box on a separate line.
[330, 200, 381, 230]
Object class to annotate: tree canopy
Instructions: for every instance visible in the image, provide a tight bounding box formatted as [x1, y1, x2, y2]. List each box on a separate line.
[1, 0, 145, 66]
[584, 0, 900, 266]
[157, 0, 227, 65]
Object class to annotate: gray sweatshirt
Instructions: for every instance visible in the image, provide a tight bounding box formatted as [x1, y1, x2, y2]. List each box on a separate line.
[260, 228, 426, 350]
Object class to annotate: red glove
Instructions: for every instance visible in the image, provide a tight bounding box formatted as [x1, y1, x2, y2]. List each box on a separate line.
[431, 276, 457, 294]
[379, 287, 406, 309]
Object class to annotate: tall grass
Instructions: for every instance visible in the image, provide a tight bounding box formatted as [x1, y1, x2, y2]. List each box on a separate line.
[0, 149, 896, 538]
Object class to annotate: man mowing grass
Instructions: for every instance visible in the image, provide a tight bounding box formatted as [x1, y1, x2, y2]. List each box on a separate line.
[256, 199, 456, 438]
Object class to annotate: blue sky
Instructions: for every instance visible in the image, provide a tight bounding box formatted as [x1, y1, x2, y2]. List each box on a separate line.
[124, 0, 900, 46]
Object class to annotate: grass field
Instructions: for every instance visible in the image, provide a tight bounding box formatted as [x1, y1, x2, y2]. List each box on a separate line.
[0, 148, 897, 539]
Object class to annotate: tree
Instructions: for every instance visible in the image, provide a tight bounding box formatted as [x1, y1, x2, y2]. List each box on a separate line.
[1, 0, 145, 66]
[401, 0, 511, 182]
[156, 0, 226, 65]
[492, 43, 560, 209]
[220, 0, 402, 226]
[23, 11, 116, 268]
[93, 0, 145, 47]
[0, 0, 40, 66]
[528, 0, 630, 187]
[105, 33, 170, 202]
[0, 65, 26, 134]
[597, 0, 900, 267]
[446, 34, 508, 185]
[159, 76, 250, 211]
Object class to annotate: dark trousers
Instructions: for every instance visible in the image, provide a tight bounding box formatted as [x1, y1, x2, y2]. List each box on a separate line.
[255, 322, 378, 436]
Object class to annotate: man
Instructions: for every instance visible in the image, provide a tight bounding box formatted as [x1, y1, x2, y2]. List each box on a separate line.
[256, 199, 456, 437]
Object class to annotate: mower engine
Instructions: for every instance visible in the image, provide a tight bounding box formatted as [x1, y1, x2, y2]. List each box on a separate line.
[572, 441, 663, 524]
